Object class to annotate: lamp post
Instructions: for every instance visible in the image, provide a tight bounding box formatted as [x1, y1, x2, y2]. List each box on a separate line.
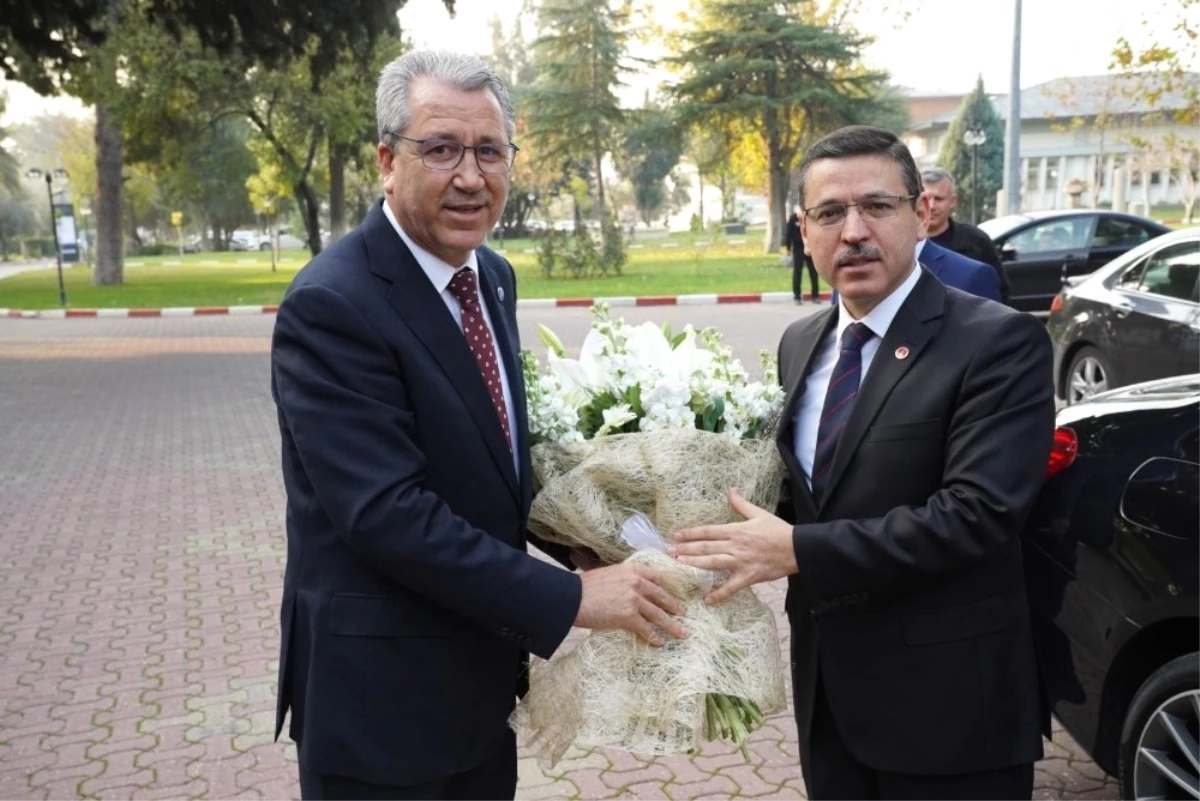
[25, 167, 69, 308]
[962, 127, 987, 225]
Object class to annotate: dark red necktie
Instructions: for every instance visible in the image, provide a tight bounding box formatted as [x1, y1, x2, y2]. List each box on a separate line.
[446, 268, 512, 452]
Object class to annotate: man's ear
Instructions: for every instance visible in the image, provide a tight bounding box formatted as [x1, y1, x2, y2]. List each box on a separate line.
[378, 143, 395, 193]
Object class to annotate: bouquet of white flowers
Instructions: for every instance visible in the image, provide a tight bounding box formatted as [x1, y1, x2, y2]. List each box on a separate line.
[510, 303, 789, 765]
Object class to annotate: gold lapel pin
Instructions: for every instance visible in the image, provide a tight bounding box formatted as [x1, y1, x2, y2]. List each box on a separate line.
[895, 346, 910, 360]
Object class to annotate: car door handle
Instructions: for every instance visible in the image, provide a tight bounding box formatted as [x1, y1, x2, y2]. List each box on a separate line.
[1112, 297, 1134, 318]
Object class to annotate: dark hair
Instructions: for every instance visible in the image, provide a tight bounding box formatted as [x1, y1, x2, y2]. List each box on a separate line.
[797, 125, 922, 210]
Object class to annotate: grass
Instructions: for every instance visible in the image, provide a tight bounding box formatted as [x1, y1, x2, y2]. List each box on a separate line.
[0, 230, 826, 310]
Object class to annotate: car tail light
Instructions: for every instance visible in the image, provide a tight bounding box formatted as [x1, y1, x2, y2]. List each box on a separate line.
[1050, 293, 1064, 314]
[1045, 426, 1078, 478]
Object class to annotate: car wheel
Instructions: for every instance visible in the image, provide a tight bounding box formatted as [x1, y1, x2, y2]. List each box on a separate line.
[1066, 346, 1113, 405]
[1118, 653, 1200, 800]
[259, 242, 271, 251]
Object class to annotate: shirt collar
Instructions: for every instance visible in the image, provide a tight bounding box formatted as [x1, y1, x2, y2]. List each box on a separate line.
[382, 199, 479, 294]
[835, 262, 922, 342]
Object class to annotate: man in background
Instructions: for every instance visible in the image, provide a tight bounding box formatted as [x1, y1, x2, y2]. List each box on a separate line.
[922, 167, 1010, 304]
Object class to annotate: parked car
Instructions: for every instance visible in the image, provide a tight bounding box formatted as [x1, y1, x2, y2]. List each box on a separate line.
[227, 230, 258, 251]
[978, 210, 1171, 312]
[1023, 375, 1198, 799]
[1047, 227, 1199, 405]
[257, 230, 307, 251]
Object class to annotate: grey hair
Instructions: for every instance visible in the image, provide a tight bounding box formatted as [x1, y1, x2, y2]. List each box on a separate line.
[375, 50, 516, 146]
[798, 126, 922, 210]
[921, 167, 956, 192]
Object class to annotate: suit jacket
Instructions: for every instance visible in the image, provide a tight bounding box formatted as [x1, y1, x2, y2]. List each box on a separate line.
[776, 269, 1054, 775]
[921, 239, 1001, 302]
[270, 200, 582, 787]
[930, 217, 1011, 303]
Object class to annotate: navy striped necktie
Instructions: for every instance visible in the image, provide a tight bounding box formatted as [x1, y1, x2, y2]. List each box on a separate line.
[812, 322, 874, 501]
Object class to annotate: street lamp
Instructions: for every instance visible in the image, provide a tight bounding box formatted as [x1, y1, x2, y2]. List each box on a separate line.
[962, 127, 987, 225]
[25, 167, 69, 308]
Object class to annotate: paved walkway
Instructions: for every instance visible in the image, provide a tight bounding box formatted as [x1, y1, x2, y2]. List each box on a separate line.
[0, 309, 1117, 799]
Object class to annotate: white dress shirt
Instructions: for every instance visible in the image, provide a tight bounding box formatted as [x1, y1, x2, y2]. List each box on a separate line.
[383, 202, 519, 474]
[793, 263, 923, 489]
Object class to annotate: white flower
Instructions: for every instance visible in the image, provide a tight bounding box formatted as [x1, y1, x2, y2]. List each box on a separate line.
[596, 404, 638, 437]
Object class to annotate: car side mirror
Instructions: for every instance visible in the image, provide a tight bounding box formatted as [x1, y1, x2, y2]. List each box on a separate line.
[1001, 247, 1019, 262]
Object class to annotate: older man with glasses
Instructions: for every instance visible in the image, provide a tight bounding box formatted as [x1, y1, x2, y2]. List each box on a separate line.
[269, 49, 686, 801]
[671, 125, 1055, 800]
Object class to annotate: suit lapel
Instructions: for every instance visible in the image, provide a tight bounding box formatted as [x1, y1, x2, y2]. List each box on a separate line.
[776, 308, 838, 521]
[363, 203, 521, 503]
[816, 271, 946, 513]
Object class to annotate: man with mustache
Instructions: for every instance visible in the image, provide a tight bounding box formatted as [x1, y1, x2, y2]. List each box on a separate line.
[270, 50, 686, 800]
[671, 126, 1055, 799]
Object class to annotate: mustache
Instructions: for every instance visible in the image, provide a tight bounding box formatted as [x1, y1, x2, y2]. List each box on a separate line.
[443, 194, 490, 207]
[835, 244, 884, 267]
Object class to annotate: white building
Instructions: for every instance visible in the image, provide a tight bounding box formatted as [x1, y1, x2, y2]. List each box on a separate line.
[903, 73, 1198, 214]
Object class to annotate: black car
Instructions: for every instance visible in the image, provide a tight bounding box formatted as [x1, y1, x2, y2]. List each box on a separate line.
[1023, 375, 1199, 799]
[979, 210, 1171, 312]
[1047, 227, 1199, 405]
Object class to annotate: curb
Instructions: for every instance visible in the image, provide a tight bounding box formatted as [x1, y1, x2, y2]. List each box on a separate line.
[1, 292, 832, 320]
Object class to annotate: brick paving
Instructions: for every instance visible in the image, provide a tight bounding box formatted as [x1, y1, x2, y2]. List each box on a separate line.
[0, 308, 1117, 799]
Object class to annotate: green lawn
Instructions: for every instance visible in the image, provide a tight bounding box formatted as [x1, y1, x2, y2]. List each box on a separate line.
[0, 232, 824, 310]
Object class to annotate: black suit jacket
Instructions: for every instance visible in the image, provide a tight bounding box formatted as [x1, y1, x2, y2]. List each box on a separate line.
[930, 217, 1011, 304]
[776, 270, 1054, 775]
[270, 201, 582, 786]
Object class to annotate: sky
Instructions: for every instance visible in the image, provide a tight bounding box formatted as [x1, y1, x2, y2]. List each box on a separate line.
[2, 0, 1194, 124]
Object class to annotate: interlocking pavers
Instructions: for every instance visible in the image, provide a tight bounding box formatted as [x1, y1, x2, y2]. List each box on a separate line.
[0, 312, 1118, 800]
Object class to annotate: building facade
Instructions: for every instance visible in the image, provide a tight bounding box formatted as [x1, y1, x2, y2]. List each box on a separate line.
[903, 73, 1197, 215]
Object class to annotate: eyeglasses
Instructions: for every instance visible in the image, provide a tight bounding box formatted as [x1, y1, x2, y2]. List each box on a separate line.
[802, 195, 916, 228]
[387, 133, 519, 175]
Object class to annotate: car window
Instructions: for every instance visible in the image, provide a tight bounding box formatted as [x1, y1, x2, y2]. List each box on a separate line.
[1131, 240, 1200, 302]
[1092, 216, 1152, 248]
[1115, 255, 1149, 291]
[1121, 457, 1199, 539]
[1005, 218, 1090, 254]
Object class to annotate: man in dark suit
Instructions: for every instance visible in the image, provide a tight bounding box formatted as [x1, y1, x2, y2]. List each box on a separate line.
[919, 237, 1001, 301]
[921, 167, 1010, 303]
[271, 50, 686, 801]
[671, 126, 1055, 799]
[786, 209, 820, 303]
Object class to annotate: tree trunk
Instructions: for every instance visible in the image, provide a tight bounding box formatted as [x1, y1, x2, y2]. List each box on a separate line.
[329, 139, 347, 242]
[94, 104, 124, 285]
[593, 147, 606, 221]
[295, 179, 322, 256]
[766, 161, 789, 253]
[697, 170, 704, 225]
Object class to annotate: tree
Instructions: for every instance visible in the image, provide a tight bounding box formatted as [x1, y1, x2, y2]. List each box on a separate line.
[618, 103, 684, 226]
[668, 0, 898, 251]
[5, 0, 429, 284]
[936, 76, 1005, 222]
[526, 0, 635, 220]
[0, 184, 38, 259]
[685, 124, 745, 225]
[1, 0, 428, 92]
[0, 92, 20, 193]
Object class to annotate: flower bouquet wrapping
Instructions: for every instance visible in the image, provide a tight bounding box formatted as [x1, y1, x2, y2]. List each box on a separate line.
[509, 304, 789, 764]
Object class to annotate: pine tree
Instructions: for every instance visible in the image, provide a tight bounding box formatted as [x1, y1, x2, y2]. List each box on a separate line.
[667, 0, 900, 251]
[937, 76, 1005, 223]
[525, 0, 634, 220]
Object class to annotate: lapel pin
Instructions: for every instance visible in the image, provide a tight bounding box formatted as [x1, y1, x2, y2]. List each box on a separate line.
[895, 346, 910, 360]
[497, 287, 505, 302]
